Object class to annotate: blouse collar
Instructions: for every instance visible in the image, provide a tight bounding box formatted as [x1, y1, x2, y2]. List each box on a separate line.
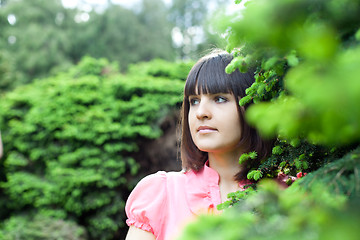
[184, 161, 222, 215]
[184, 161, 253, 215]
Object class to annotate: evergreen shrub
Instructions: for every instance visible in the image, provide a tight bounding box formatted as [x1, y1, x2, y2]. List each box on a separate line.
[127, 58, 194, 81]
[0, 56, 185, 239]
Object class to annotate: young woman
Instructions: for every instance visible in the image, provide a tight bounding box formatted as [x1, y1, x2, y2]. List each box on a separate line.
[125, 50, 273, 240]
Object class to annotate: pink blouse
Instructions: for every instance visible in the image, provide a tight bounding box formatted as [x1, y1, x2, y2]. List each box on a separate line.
[125, 162, 251, 240]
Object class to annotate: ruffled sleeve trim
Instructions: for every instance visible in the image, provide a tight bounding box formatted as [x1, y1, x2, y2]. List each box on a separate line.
[126, 219, 154, 234]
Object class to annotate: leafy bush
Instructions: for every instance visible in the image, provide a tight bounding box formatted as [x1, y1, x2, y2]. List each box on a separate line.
[0, 56, 185, 239]
[127, 58, 194, 81]
[179, 178, 360, 240]
[216, 0, 360, 180]
[220, 0, 360, 146]
[0, 214, 87, 240]
[180, 147, 360, 240]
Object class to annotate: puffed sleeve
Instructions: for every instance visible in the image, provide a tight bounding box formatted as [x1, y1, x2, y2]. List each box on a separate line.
[125, 171, 167, 236]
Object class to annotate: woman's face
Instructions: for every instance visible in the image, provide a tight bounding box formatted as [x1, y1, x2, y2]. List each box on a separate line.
[188, 92, 242, 154]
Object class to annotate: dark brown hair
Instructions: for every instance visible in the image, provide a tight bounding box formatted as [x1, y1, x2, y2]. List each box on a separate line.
[180, 50, 273, 181]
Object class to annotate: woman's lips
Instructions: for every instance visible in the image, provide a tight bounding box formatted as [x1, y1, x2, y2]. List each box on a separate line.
[197, 126, 217, 133]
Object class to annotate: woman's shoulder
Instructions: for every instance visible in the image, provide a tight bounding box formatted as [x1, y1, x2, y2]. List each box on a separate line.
[125, 170, 188, 236]
[126, 170, 187, 207]
[135, 170, 187, 187]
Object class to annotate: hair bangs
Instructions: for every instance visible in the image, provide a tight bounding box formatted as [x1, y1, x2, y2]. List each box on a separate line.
[184, 55, 234, 97]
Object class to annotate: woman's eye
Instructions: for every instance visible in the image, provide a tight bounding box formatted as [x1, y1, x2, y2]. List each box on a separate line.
[215, 96, 228, 103]
[190, 98, 200, 105]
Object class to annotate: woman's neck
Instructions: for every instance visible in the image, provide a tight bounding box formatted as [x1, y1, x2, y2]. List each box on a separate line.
[208, 151, 245, 203]
[208, 150, 244, 183]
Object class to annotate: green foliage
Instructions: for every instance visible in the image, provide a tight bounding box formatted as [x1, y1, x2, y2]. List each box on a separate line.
[272, 145, 283, 155]
[78, 2, 175, 71]
[136, 0, 176, 62]
[256, 139, 350, 180]
[0, 0, 177, 91]
[0, 214, 87, 240]
[0, 0, 228, 92]
[224, 0, 360, 187]
[169, 0, 229, 58]
[300, 146, 360, 197]
[246, 169, 262, 181]
[0, 56, 185, 239]
[218, 0, 360, 146]
[181, 147, 360, 239]
[246, 46, 360, 145]
[217, 187, 256, 210]
[238, 151, 257, 164]
[0, 51, 20, 92]
[179, 180, 360, 240]
[216, 0, 360, 182]
[127, 58, 194, 80]
[0, 0, 75, 88]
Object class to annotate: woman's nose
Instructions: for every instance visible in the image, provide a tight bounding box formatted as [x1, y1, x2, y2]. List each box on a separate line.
[196, 99, 212, 120]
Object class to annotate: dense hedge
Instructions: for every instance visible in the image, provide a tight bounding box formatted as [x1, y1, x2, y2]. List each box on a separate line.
[127, 58, 194, 81]
[0, 56, 187, 239]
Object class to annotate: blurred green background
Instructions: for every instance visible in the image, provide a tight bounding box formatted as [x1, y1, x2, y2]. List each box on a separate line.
[1, 0, 360, 239]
